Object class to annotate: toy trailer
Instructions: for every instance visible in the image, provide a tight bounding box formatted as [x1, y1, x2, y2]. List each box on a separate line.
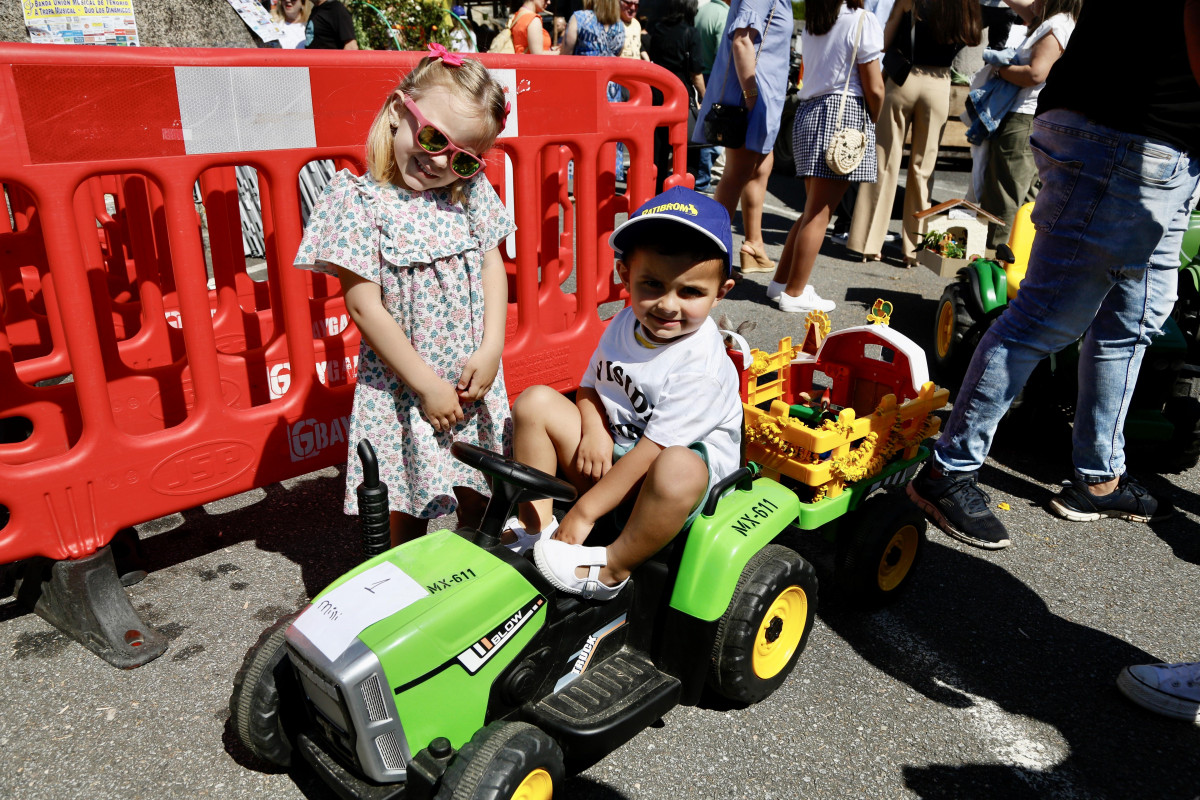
[729, 306, 950, 603]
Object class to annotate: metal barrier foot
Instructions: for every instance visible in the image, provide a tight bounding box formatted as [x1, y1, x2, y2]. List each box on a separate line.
[15, 546, 167, 669]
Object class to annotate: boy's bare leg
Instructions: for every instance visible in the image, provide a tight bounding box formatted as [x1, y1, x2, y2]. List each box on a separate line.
[597, 446, 708, 585]
[511, 385, 586, 532]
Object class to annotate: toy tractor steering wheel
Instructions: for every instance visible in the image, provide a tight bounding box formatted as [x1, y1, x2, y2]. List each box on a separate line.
[451, 442, 578, 503]
[451, 443, 577, 547]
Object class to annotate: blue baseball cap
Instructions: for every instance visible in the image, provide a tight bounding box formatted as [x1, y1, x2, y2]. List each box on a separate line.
[609, 186, 734, 278]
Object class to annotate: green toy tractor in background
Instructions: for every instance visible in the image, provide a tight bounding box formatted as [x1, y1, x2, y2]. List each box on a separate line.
[932, 205, 1200, 470]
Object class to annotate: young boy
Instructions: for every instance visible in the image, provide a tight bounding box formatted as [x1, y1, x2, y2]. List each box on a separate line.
[506, 186, 742, 600]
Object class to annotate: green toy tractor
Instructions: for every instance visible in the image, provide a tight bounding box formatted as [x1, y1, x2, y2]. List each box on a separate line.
[931, 207, 1200, 470]
[229, 439, 817, 799]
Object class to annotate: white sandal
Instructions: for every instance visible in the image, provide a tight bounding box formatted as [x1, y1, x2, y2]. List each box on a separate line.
[532, 539, 627, 601]
[502, 516, 558, 555]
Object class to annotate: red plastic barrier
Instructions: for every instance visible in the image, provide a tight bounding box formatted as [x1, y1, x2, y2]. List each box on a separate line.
[0, 45, 693, 566]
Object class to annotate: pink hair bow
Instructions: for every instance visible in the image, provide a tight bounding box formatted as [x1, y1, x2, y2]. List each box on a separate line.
[427, 42, 464, 67]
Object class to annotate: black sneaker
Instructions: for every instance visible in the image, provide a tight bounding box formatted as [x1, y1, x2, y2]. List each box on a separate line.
[907, 463, 1011, 550]
[1049, 475, 1175, 523]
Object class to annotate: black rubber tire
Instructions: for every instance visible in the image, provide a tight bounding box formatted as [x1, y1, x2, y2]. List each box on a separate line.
[435, 721, 565, 800]
[931, 282, 977, 386]
[229, 612, 301, 767]
[836, 494, 927, 608]
[709, 545, 817, 705]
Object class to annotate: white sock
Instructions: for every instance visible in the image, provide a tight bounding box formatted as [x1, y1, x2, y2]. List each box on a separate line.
[767, 280, 786, 300]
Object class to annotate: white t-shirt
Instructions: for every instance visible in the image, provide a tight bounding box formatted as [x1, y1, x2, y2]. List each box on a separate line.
[580, 307, 743, 487]
[797, 6, 884, 100]
[278, 20, 308, 49]
[1012, 13, 1075, 115]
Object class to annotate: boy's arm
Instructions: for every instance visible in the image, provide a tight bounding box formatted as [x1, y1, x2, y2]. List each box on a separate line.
[556, 436, 663, 545]
[574, 387, 613, 479]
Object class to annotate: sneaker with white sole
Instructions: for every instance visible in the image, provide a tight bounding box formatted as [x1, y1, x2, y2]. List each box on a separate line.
[1117, 661, 1200, 722]
[777, 285, 836, 313]
[1049, 475, 1175, 523]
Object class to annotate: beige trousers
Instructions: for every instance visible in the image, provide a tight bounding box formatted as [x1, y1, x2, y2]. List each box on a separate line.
[848, 66, 951, 261]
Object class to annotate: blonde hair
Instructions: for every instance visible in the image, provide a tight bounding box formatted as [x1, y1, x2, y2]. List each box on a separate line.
[593, 0, 621, 25]
[365, 56, 507, 204]
[270, 0, 310, 24]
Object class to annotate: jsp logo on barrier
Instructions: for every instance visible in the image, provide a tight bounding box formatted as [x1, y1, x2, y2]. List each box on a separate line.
[267, 355, 360, 399]
[288, 414, 352, 462]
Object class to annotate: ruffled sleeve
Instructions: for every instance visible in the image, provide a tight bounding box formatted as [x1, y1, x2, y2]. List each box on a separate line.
[293, 169, 379, 280]
[464, 175, 517, 252]
[859, 11, 884, 64]
[726, 0, 773, 40]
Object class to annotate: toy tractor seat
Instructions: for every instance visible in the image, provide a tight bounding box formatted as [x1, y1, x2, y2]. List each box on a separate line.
[814, 325, 931, 417]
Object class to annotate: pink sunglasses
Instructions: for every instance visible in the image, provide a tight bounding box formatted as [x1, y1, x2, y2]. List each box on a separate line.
[400, 93, 485, 178]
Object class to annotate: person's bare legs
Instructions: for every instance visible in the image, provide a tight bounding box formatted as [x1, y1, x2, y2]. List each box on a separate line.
[389, 512, 430, 548]
[715, 147, 773, 260]
[453, 487, 489, 530]
[510, 385, 590, 532]
[783, 176, 850, 297]
[772, 212, 801, 286]
[738, 149, 773, 254]
[594, 446, 708, 586]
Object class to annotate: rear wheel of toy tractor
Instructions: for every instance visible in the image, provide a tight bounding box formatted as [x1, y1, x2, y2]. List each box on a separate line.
[709, 545, 817, 704]
[230, 612, 301, 767]
[436, 721, 565, 800]
[836, 495, 926, 608]
[932, 282, 976, 384]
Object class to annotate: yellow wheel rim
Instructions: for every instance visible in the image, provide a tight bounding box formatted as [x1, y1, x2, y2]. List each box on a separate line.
[936, 300, 955, 359]
[752, 585, 808, 679]
[512, 768, 553, 800]
[876, 524, 919, 592]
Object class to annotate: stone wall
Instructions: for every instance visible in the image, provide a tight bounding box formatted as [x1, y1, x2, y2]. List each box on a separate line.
[2, 0, 263, 49]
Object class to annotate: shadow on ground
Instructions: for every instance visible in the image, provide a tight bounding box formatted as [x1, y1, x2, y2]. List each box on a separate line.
[801, 538, 1200, 799]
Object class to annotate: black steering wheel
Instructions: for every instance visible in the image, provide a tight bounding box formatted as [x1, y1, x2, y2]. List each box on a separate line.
[451, 442, 577, 504]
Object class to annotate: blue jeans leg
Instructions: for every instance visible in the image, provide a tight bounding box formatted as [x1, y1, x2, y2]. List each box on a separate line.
[934, 109, 1200, 481]
[696, 145, 721, 190]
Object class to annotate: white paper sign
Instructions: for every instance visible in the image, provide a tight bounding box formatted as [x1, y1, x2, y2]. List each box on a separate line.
[293, 562, 429, 661]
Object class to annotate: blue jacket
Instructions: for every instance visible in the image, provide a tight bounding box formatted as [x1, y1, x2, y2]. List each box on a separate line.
[965, 74, 1021, 145]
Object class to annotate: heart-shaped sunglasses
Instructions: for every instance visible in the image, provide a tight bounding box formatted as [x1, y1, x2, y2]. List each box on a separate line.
[401, 93, 485, 178]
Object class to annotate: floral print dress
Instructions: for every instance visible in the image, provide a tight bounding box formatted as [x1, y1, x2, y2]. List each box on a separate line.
[295, 170, 516, 518]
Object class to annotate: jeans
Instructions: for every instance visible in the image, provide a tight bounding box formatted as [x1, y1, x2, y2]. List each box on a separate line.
[934, 109, 1200, 482]
[696, 144, 722, 191]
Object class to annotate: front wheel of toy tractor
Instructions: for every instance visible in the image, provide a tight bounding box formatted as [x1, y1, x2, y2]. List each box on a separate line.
[932, 282, 977, 385]
[436, 721, 565, 800]
[230, 612, 301, 767]
[836, 495, 926, 608]
[709, 545, 817, 705]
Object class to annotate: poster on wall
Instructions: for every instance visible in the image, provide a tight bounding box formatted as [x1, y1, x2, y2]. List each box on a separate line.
[224, 0, 283, 43]
[21, 0, 141, 45]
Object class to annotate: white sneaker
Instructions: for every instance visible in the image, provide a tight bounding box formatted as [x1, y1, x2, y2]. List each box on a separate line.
[766, 280, 785, 301]
[831, 232, 850, 245]
[1117, 661, 1200, 722]
[777, 285, 836, 313]
[884, 232, 900, 244]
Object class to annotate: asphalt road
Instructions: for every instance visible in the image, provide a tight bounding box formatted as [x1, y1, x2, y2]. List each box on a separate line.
[4, 163, 1200, 800]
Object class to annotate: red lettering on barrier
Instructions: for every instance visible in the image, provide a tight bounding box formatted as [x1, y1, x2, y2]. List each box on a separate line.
[150, 441, 255, 495]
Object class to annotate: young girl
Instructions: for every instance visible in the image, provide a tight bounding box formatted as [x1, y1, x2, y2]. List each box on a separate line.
[769, 0, 885, 312]
[294, 46, 515, 546]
